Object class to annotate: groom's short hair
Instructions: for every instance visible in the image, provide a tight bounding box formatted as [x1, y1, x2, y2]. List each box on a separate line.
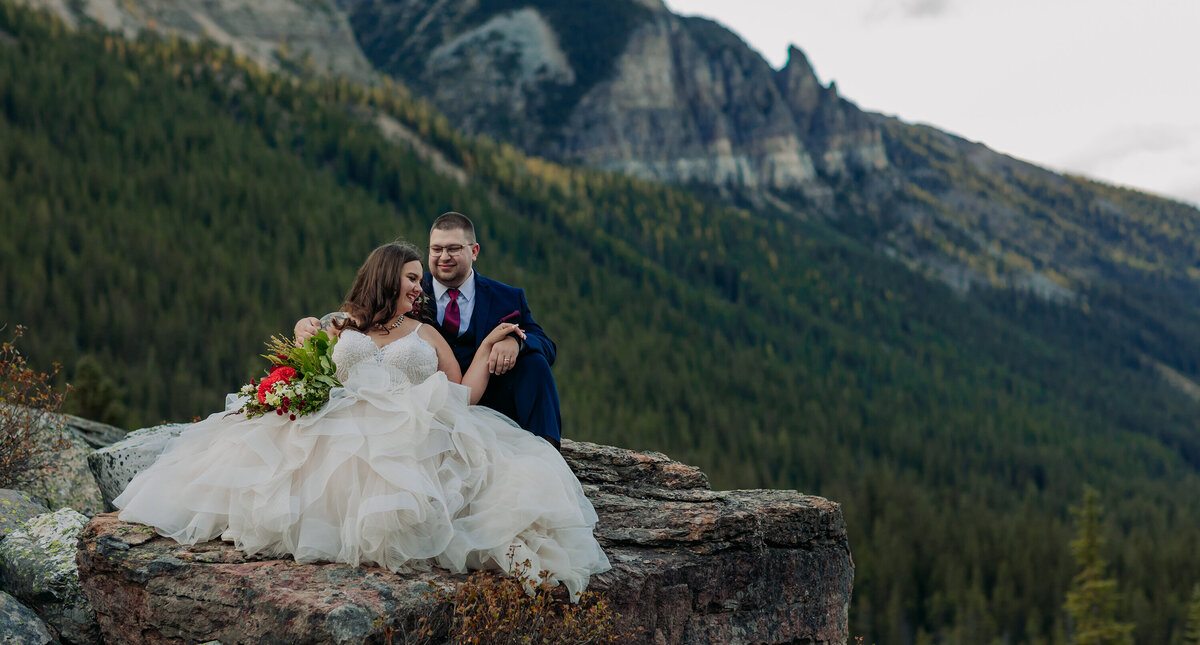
[431, 211, 476, 245]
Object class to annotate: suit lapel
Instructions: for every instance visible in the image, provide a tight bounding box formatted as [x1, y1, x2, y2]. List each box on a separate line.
[470, 273, 492, 345]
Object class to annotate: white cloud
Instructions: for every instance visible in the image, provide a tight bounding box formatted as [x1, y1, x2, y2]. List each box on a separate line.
[864, 0, 953, 21]
[663, 0, 1200, 207]
[1055, 126, 1200, 206]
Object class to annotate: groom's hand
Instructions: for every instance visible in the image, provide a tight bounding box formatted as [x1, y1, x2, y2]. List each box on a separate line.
[488, 337, 520, 375]
[294, 317, 322, 346]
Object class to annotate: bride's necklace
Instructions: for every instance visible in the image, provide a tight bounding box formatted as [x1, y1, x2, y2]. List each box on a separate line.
[386, 316, 406, 330]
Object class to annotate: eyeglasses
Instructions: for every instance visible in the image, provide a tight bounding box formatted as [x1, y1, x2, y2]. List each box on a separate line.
[429, 245, 471, 257]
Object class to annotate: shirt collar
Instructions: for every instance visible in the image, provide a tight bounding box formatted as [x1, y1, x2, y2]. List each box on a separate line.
[433, 270, 476, 303]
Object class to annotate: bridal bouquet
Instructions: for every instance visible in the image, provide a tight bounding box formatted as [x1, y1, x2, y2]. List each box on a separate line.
[236, 331, 341, 420]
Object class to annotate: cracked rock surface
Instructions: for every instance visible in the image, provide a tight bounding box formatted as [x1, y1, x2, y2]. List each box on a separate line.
[78, 440, 852, 644]
[1, 508, 98, 644]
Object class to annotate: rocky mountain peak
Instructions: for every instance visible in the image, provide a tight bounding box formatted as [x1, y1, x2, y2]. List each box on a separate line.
[629, 0, 669, 11]
[777, 44, 824, 119]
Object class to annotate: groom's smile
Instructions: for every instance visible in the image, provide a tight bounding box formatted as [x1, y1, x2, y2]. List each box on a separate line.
[428, 228, 479, 288]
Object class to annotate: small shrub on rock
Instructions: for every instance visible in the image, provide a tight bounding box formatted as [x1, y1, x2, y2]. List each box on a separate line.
[0, 325, 70, 489]
[387, 556, 629, 645]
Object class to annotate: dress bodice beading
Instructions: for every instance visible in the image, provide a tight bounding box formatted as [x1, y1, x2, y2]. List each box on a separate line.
[332, 327, 439, 389]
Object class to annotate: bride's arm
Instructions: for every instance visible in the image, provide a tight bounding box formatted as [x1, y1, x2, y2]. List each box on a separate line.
[461, 323, 525, 405]
[419, 325, 464, 384]
[294, 312, 349, 344]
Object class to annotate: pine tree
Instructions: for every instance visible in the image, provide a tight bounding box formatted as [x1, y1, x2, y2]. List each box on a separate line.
[1185, 584, 1200, 645]
[1063, 487, 1134, 645]
[64, 354, 127, 428]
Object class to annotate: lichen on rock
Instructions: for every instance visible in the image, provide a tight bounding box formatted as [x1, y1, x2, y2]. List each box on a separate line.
[0, 489, 50, 541]
[77, 439, 852, 644]
[0, 508, 99, 644]
[0, 589, 56, 645]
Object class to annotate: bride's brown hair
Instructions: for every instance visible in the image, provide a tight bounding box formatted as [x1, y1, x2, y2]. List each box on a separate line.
[335, 242, 427, 334]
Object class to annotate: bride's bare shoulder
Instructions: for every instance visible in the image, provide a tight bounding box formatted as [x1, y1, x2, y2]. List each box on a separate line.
[417, 322, 448, 349]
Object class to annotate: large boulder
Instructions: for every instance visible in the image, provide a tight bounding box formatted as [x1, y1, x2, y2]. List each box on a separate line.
[0, 509, 98, 644]
[77, 440, 852, 644]
[0, 590, 56, 645]
[0, 489, 49, 541]
[86, 424, 187, 511]
[21, 429, 104, 518]
[60, 414, 126, 450]
[0, 405, 105, 517]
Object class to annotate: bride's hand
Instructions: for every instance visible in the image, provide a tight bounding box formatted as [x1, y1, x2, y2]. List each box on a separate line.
[482, 323, 525, 375]
[482, 322, 525, 347]
[294, 317, 322, 346]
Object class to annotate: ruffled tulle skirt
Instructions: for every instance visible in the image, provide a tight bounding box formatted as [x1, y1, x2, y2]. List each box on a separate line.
[114, 368, 610, 597]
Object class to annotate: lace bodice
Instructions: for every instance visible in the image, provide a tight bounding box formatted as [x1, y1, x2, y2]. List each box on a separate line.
[332, 326, 439, 387]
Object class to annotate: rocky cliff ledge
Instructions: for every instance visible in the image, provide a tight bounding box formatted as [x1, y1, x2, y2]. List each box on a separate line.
[76, 440, 852, 644]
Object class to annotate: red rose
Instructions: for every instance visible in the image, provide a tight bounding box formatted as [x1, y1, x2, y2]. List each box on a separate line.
[257, 376, 278, 404]
[274, 367, 297, 382]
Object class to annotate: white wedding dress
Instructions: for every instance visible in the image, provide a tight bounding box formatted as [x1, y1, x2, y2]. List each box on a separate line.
[115, 326, 610, 597]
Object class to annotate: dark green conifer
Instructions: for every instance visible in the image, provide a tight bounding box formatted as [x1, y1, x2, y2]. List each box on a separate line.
[1185, 584, 1200, 645]
[1063, 487, 1134, 645]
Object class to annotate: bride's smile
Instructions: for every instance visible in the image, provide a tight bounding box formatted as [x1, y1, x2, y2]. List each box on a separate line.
[397, 260, 423, 313]
[115, 241, 608, 599]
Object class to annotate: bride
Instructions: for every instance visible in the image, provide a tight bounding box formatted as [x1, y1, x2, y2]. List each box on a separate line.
[115, 242, 610, 598]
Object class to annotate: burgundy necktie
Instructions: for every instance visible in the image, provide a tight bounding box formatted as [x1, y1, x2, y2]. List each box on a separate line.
[443, 288, 461, 337]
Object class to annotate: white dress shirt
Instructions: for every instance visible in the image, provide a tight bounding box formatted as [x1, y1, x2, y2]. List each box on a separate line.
[432, 270, 476, 336]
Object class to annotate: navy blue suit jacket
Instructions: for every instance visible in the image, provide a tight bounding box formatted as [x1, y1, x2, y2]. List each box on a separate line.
[421, 272, 556, 371]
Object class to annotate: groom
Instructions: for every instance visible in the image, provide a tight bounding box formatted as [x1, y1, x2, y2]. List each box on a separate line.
[295, 212, 563, 449]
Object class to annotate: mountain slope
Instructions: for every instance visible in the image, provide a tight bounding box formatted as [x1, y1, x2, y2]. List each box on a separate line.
[345, 0, 1200, 322]
[26, 0, 1200, 328]
[4, 4, 1200, 644]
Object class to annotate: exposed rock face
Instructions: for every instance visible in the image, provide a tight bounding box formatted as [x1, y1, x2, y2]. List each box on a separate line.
[18, 0, 375, 80]
[20, 0, 1172, 298]
[59, 414, 126, 450]
[0, 590, 56, 645]
[21, 427, 104, 518]
[0, 509, 98, 644]
[0, 405, 107, 517]
[346, 0, 887, 195]
[0, 489, 49, 541]
[558, 15, 820, 191]
[87, 424, 188, 511]
[78, 440, 852, 644]
[424, 7, 576, 145]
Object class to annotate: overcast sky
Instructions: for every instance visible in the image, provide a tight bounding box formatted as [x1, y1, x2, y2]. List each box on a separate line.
[664, 0, 1200, 207]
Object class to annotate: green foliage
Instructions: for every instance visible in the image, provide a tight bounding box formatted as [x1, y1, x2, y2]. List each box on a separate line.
[1186, 585, 1200, 645]
[64, 354, 128, 427]
[0, 325, 70, 488]
[4, 3, 1200, 643]
[236, 332, 341, 419]
[1064, 487, 1135, 645]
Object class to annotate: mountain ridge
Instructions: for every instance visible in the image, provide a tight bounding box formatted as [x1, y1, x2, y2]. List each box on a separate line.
[21, 0, 1200, 303]
[6, 2, 1200, 643]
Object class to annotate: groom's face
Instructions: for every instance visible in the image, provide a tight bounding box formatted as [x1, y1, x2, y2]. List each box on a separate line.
[428, 227, 479, 289]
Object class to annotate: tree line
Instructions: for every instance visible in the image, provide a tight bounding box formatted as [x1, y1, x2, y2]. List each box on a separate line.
[4, 3, 1200, 642]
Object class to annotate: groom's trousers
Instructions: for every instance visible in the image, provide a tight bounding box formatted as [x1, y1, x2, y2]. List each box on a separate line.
[477, 352, 562, 450]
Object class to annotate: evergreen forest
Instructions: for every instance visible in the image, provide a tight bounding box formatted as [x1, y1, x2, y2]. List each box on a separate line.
[3, 4, 1200, 643]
